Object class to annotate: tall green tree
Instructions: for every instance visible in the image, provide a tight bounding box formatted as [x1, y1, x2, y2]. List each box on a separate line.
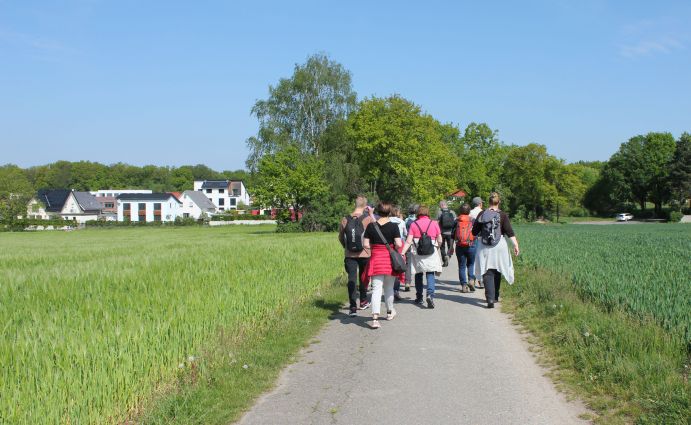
[246, 53, 357, 171]
[348, 95, 457, 205]
[608, 132, 676, 215]
[668, 132, 691, 210]
[454, 123, 507, 199]
[251, 146, 329, 218]
[501, 144, 562, 218]
[0, 165, 33, 225]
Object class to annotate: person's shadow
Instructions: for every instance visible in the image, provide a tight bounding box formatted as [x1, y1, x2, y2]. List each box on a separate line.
[433, 279, 486, 308]
[313, 299, 373, 330]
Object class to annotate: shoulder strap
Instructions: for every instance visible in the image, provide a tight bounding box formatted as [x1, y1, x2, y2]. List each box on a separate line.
[372, 222, 394, 253]
[424, 219, 432, 234]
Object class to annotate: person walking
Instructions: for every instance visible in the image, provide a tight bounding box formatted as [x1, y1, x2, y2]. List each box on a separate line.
[469, 197, 483, 221]
[389, 206, 407, 301]
[436, 200, 457, 267]
[338, 195, 373, 316]
[402, 205, 443, 309]
[403, 204, 418, 292]
[468, 196, 484, 288]
[454, 203, 477, 293]
[363, 202, 403, 329]
[472, 192, 520, 308]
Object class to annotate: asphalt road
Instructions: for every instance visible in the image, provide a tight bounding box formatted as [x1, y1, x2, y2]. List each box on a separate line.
[238, 255, 590, 425]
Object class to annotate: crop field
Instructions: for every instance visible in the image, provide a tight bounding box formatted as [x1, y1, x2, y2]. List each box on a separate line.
[0, 226, 341, 424]
[514, 224, 691, 342]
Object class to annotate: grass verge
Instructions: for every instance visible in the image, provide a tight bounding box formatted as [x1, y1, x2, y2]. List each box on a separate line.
[137, 276, 345, 424]
[503, 265, 689, 425]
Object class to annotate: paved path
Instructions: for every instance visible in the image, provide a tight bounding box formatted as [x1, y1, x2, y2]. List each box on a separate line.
[239, 256, 589, 425]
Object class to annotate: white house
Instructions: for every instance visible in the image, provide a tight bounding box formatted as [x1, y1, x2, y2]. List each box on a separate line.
[26, 189, 72, 220]
[192, 180, 250, 212]
[181, 190, 217, 219]
[116, 193, 182, 222]
[60, 191, 102, 223]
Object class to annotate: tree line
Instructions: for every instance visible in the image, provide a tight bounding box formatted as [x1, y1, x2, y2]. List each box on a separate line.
[2, 53, 689, 228]
[247, 54, 690, 230]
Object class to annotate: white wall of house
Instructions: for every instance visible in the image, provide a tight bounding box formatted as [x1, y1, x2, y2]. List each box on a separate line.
[117, 197, 182, 222]
[192, 181, 251, 212]
[25, 198, 54, 220]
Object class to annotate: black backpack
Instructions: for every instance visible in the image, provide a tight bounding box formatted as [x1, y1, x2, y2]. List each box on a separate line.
[478, 209, 502, 247]
[344, 215, 366, 252]
[413, 220, 435, 255]
[439, 209, 455, 230]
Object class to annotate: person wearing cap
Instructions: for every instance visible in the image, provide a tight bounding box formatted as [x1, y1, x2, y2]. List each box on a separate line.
[469, 197, 483, 221]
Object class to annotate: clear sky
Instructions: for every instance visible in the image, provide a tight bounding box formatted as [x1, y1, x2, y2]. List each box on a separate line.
[1, 0, 690, 171]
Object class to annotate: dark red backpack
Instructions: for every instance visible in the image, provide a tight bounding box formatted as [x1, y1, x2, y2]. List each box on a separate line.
[455, 216, 475, 247]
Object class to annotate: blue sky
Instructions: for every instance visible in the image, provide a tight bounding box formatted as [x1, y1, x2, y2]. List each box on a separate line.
[1, 0, 690, 171]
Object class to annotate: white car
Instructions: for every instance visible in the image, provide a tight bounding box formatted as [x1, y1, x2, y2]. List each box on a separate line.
[616, 213, 634, 221]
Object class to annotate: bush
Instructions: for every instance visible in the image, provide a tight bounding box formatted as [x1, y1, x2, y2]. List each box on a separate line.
[210, 214, 273, 222]
[668, 211, 683, 223]
[275, 221, 303, 233]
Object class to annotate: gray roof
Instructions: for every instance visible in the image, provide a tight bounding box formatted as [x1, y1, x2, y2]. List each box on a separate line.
[116, 193, 182, 203]
[183, 190, 217, 210]
[73, 191, 102, 212]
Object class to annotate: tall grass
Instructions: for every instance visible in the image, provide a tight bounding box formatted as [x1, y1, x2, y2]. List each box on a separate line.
[0, 226, 341, 424]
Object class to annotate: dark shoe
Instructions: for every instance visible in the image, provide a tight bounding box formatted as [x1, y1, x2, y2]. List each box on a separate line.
[426, 296, 435, 309]
[494, 298, 499, 303]
[442, 256, 449, 267]
[358, 300, 370, 310]
[349, 307, 357, 317]
[468, 281, 476, 292]
[414, 297, 424, 305]
[394, 292, 402, 301]
[403, 285, 411, 292]
[486, 302, 494, 309]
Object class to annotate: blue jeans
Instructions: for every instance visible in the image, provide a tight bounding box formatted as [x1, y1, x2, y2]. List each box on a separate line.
[455, 245, 476, 285]
[415, 272, 436, 298]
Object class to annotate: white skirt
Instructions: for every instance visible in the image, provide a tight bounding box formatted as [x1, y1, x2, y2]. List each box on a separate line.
[474, 237, 515, 284]
[410, 241, 443, 274]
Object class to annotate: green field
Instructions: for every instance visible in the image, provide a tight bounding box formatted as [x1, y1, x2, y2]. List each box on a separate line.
[515, 223, 691, 341]
[0, 226, 341, 424]
[507, 223, 691, 424]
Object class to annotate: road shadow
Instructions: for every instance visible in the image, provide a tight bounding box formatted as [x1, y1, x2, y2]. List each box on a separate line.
[433, 280, 487, 308]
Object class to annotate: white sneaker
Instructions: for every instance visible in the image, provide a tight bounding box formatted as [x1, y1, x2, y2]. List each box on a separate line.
[386, 310, 397, 321]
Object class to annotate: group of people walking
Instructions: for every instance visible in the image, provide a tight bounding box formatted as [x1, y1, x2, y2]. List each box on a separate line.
[338, 193, 520, 329]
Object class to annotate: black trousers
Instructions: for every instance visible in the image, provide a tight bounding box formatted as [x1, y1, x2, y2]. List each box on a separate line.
[482, 268, 502, 304]
[344, 257, 369, 308]
[440, 234, 454, 258]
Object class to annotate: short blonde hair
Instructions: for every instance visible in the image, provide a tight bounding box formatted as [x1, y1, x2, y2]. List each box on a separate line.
[489, 192, 501, 206]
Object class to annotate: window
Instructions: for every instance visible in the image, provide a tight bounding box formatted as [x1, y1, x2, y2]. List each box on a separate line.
[153, 214, 161, 222]
[219, 207, 225, 211]
[183, 213, 190, 218]
[123, 203, 130, 211]
[138, 203, 146, 211]
[139, 214, 146, 222]
[206, 189, 212, 193]
[232, 189, 240, 196]
[154, 203, 162, 211]
[230, 198, 237, 206]
[104, 203, 114, 208]
[218, 198, 224, 206]
[198, 189, 202, 192]
[218, 188, 224, 193]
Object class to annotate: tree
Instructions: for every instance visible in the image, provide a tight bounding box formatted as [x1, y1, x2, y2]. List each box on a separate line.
[348, 95, 457, 205]
[668, 132, 691, 210]
[454, 123, 507, 199]
[251, 146, 329, 219]
[501, 144, 562, 218]
[0, 165, 34, 225]
[607, 133, 676, 215]
[246, 53, 357, 171]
